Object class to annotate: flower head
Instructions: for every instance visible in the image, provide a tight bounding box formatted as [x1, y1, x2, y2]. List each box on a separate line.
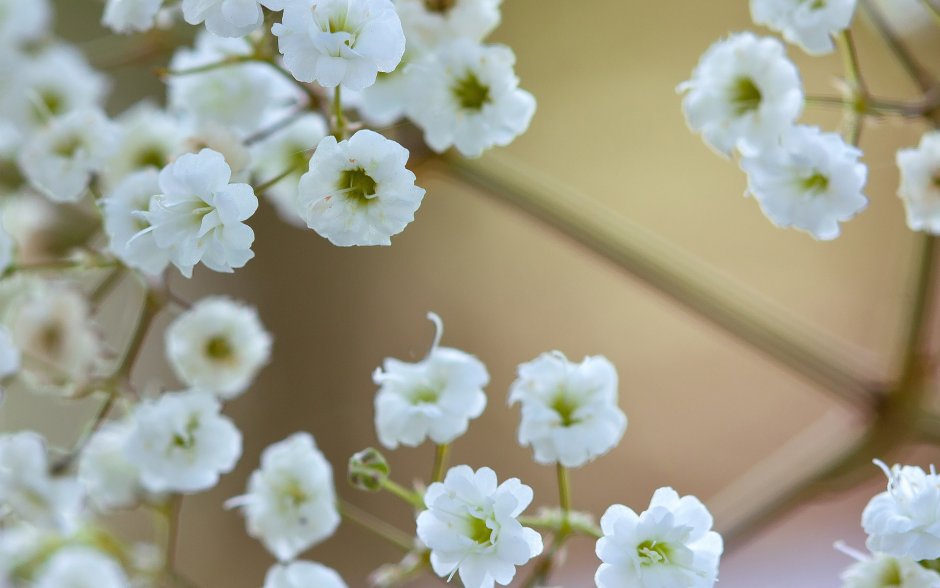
[78, 420, 146, 511]
[264, 561, 348, 588]
[0, 432, 83, 530]
[103, 0, 164, 33]
[751, 0, 858, 55]
[102, 103, 189, 189]
[839, 548, 940, 588]
[395, 0, 502, 50]
[863, 461, 940, 561]
[102, 169, 171, 276]
[897, 131, 940, 234]
[33, 546, 128, 588]
[181, 0, 282, 38]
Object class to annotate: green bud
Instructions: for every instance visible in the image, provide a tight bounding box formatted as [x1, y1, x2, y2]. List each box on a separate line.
[348, 447, 390, 492]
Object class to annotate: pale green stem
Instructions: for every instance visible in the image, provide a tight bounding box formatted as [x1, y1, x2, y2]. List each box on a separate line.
[431, 444, 450, 483]
[332, 86, 347, 139]
[339, 499, 415, 552]
[380, 478, 425, 510]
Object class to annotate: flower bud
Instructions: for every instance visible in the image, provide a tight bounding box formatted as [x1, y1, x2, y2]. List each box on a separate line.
[348, 448, 389, 492]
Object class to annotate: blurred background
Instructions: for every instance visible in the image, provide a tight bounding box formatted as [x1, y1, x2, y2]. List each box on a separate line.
[4, 0, 940, 586]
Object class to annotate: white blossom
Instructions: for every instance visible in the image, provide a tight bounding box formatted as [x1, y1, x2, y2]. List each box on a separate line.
[126, 389, 243, 493]
[102, 103, 189, 189]
[395, 0, 502, 49]
[263, 561, 348, 588]
[33, 546, 128, 588]
[0, 432, 83, 530]
[103, 0, 165, 33]
[863, 461, 940, 561]
[142, 148, 258, 278]
[417, 465, 543, 588]
[18, 109, 119, 202]
[273, 0, 406, 90]
[356, 53, 415, 126]
[227, 432, 341, 562]
[184, 122, 252, 180]
[679, 32, 803, 156]
[181, 0, 287, 38]
[751, 0, 858, 55]
[374, 313, 488, 449]
[0, 0, 50, 46]
[509, 352, 626, 469]
[897, 131, 940, 234]
[406, 40, 535, 158]
[595, 488, 723, 588]
[840, 549, 940, 588]
[165, 296, 272, 399]
[740, 124, 867, 240]
[78, 420, 146, 511]
[297, 129, 425, 246]
[102, 169, 171, 276]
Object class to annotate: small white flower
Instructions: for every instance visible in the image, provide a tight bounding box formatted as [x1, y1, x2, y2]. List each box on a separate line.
[181, 0, 284, 37]
[751, 0, 858, 55]
[18, 109, 119, 202]
[33, 546, 128, 588]
[142, 148, 258, 278]
[102, 103, 189, 189]
[165, 296, 272, 399]
[863, 461, 940, 561]
[395, 0, 502, 50]
[374, 312, 488, 449]
[0, 432, 83, 530]
[264, 561, 348, 588]
[102, 169, 171, 276]
[78, 420, 146, 511]
[273, 0, 406, 90]
[406, 40, 536, 158]
[897, 131, 940, 234]
[740, 124, 867, 240]
[103, 0, 165, 33]
[417, 465, 543, 588]
[356, 52, 416, 126]
[297, 129, 425, 246]
[679, 32, 803, 156]
[509, 352, 626, 469]
[227, 433, 341, 562]
[184, 122, 253, 180]
[839, 548, 940, 588]
[126, 389, 243, 494]
[0, 0, 51, 45]
[595, 488, 723, 588]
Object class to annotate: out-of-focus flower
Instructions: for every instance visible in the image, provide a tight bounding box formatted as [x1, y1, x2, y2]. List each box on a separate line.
[751, 0, 858, 55]
[897, 131, 940, 234]
[863, 461, 940, 561]
[263, 561, 348, 588]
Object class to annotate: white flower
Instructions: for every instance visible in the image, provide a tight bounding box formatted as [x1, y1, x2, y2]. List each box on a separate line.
[103, 0, 165, 33]
[0, 432, 83, 529]
[897, 131, 940, 234]
[227, 433, 341, 561]
[373, 312, 488, 449]
[297, 129, 425, 246]
[142, 148, 258, 278]
[273, 0, 406, 90]
[0, 326, 20, 379]
[0, 0, 50, 45]
[740, 124, 867, 240]
[263, 561, 348, 588]
[184, 122, 252, 180]
[751, 0, 858, 55]
[182, 0, 284, 37]
[165, 296, 272, 399]
[509, 352, 626, 469]
[102, 169, 171, 276]
[356, 53, 415, 126]
[406, 40, 535, 158]
[18, 109, 119, 202]
[863, 461, 940, 561]
[595, 488, 723, 588]
[395, 0, 502, 50]
[417, 465, 543, 588]
[250, 113, 328, 225]
[102, 103, 189, 189]
[126, 390, 242, 493]
[840, 549, 940, 588]
[78, 420, 146, 511]
[33, 547, 128, 588]
[679, 32, 803, 156]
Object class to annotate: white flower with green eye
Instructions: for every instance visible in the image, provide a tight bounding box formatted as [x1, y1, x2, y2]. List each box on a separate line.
[751, 0, 858, 55]
[839, 549, 940, 588]
[102, 103, 189, 190]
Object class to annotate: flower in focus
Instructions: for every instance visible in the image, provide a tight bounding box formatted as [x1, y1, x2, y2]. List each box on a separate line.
[142, 148, 258, 278]
[407, 39, 536, 158]
[897, 131, 940, 235]
[374, 312, 489, 449]
[417, 465, 543, 588]
[227, 432, 341, 561]
[126, 389, 243, 493]
[264, 561, 348, 588]
[395, 0, 502, 50]
[33, 546, 128, 588]
[679, 32, 803, 156]
[78, 420, 146, 511]
[103, 0, 165, 33]
[0, 432, 83, 530]
[751, 0, 858, 55]
[273, 0, 406, 90]
[595, 488, 723, 588]
[863, 461, 940, 561]
[297, 129, 425, 246]
[839, 548, 940, 588]
[165, 296, 272, 399]
[740, 124, 867, 240]
[509, 352, 626, 468]
[102, 169, 172, 276]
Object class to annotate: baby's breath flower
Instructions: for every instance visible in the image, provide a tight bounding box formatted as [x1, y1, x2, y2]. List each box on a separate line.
[102, 169, 171, 276]
[33, 546, 128, 588]
[103, 0, 165, 33]
[751, 0, 858, 55]
[897, 131, 940, 234]
[0, 432, 83, 530]
[78, 420, 147, 511]
[264, 561, 348, 588]
[395, 0, 502, 49]
[863, 461, 940, 561]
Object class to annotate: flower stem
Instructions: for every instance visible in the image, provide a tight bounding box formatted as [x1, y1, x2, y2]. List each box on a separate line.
[380, 478, 426, 510]
[556, 463, 571, 522]
[430, 444, 450, 483]
[158, 55, 254, 78]
[338, 499, 415, 552]
[332, 86, 347, 140]
[253, 161, 306, 194]
[835, 30, 868, 145]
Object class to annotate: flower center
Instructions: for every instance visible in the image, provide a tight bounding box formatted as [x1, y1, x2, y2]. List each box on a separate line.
[801, 172, 829, 194]
[38, 322, 64, 356]
[424, 0, 457, 12]
[801, 0, 826, 9]
[171, 415, 200, 450]
[637, 540, 673, 566]
[32, 89, 64, 122]
[52, 134, 84, 159]
[338, 168, 377, 204]
[550, 394, 580, 427]
[279, 479, 310, 510]
[931, 173, 940, 189]
[409, 386, 439, 405]
[730, 77, 762, 115]
[453, 72, 491, 111]
[205, 335, 234, 362]
[135, 146, 168, 169]
[467, 515, 493, 544]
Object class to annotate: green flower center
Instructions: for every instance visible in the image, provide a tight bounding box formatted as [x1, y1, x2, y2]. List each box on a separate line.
[409, 387, 439, 405]
[205, 335, 234, 362]
[52, 134, 84, 159]
[801, 172, 829, 194]
[731, 77, 762, 115]
[32, 89, 63, 121]
[453, 72, 491, 111]
[637, 540, 673, 566]
[135, 146, 168, 169]
[551, 394, 580, 427]
[338, 168, 377, 204]
[171, 416, 200, 450]
[467, 516, 493, 544]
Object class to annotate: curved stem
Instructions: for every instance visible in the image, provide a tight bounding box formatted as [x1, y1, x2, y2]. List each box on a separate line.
[253, 161, 305, 195]
[380, 478, 426, 510]
[339, 499, 415, 552]
[430, 444, 450, 483]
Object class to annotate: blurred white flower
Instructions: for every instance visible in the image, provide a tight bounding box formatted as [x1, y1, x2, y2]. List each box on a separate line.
[18, 108, 119, 202]
[740, 125, 867, 240]
[102, 103, 189, 189]
[0, 432, 83, 530]
[679, 32, 803, 156]
[751, 0, 858, 55]
[374, 313, 488, 449]
[356, 52, 416, 126]
[227, 432, 341, 562]
[103, 0, 165, 33]
[165, 296, 272, 399]
[839, 548, 940, 588]
[897, 131, 940, 234]
[78, 420, 146, 511]
[863, 461, 940, 561]
[184, 122, 253, 180]
[407, 40, 535, 158]
[181, 0, 285, 38]
[142, 148, 258, 278]
[509, 352, 626, 468]
[417, 465, 543, 588]
[33, 546, 128, 588]
[102, 169, 172, 276]
[126, 390, 242, 493]
[395, 0, 501, 50]
[273, 0, 406, 89]
[297, 129, 425, 246]
[264, 561, 348, 588]
[0, 326, 20, 379]
[0, 0, 51, 45]
[595, 488, 723, 588]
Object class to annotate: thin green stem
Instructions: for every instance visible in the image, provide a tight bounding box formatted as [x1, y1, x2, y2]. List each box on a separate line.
[556, 463, 571, 521]
[91, 266, 126, 306]
[115, 287, 162, 380]
[380, 478, 426, 510]
[51, 386, 119, 474]
[332, 86, 347, 139]
[339, 499, 415, 552]
[158, 55, 253, 78]
[253, 161, 306, 194]
[431, 444, 450, 483]
[836, 30, 867, 95]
